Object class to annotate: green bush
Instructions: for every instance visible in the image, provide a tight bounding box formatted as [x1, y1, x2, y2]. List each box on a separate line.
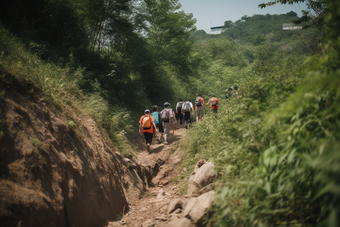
[0, 26, 135, 156]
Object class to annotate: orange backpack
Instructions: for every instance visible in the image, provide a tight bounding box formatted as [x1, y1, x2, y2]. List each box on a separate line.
[142, 115, 151, 129]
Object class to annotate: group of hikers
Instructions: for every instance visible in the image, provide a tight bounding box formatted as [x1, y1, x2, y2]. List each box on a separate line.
[139, 85, 239, 153]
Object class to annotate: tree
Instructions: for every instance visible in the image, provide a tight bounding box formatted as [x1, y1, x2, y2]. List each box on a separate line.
[142, 0, 196, 76]
[224, 20, 234, 28]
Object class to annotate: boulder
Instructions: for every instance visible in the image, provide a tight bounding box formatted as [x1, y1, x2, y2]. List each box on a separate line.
[167, 199, 185, 214]
[197, 183, 213, 196]
[183, 191, 215, 224]
[187, 160, 215, 195]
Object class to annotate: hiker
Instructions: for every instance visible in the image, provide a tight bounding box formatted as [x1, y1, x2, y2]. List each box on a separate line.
[139, 109, 158, 153]
[188, 99, 194, 123]
[234, 85, 238, 96]
[151, 105, 164, 143]
[226, 87, 233, 101]
[181, 99, 193, 129]
[160, 102, 177, 144]
[207, 94, 220, 113]
[195, 94, 205, 122]
[175, 99, 184, 125]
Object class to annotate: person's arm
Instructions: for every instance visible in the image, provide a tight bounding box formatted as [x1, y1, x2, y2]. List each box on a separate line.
[175, 103, 178, 113]
[171, 109, 177, 123]
[202, 98, 206, 108]
[159, 112, 162, 123]
[206, 99, 210, 106]
[139, 123, 143, 134]
[152, 122, 158, 131]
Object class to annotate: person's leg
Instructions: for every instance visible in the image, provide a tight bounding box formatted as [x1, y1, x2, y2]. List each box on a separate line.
[144, 132, 150, 152]
[148, 132, 153, 145]
[185, 112, 190, 128]
[143, 132, 148, 145]
[197, 106, 203, 121]
[163, 122, 170, 144]
[145, 132, 153, 152]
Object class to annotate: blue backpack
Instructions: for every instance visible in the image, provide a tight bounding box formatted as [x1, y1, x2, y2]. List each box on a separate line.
[151, 112, 159, 124]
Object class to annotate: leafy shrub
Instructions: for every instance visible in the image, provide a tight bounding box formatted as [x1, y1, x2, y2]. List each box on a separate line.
[0, 26, 135, 155]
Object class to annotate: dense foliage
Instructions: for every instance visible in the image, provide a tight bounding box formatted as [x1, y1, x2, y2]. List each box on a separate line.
[0, 0, 197, 113]
[181, 0, 340, 226]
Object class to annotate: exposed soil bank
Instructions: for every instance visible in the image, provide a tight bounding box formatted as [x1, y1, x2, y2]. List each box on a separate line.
[0, 76, 133, 227]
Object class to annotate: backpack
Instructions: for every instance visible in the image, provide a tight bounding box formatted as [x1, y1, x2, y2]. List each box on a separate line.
[182, 102, 191, 112]
[211, 97, 216, 105]
[151, 112, 159, 125]
[177, 101, 183, 113]
[161, 109, 170, 122]
[142, 115, 151, 129]
[195, 97, 202, 106]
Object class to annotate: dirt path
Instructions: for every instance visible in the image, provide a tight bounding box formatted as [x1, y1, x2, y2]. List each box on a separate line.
[106, 125, 189, 227]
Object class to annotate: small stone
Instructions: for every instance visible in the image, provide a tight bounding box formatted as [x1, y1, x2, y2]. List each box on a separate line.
[142, 219, 155, 227]
[174, 208, 182, 214]
[155, 216, 168, 221]
[171, 186, 177, 190]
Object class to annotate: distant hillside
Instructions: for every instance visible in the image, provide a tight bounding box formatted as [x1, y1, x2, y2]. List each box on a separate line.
[191, 11, 300, 44]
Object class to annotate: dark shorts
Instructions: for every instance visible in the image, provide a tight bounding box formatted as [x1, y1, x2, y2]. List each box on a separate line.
[183, 112, 190, 121]
[156, 123, 164, 133]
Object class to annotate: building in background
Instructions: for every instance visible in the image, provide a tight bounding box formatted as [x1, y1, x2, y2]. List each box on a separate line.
[282, 23, 302, 30]
[210, 26, 226, 34]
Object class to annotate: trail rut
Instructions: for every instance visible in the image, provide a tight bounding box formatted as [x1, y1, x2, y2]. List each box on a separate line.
[106, 126, 190, 227]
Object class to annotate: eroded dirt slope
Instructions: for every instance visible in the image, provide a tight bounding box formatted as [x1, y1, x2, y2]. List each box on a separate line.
[0, 77, 131, 227]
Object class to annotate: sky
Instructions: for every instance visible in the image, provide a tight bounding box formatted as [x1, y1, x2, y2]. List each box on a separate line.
[178, 0, 306, 33]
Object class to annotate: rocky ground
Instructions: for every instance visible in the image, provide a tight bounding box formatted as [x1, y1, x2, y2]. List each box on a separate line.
[105, 125, 216, 227]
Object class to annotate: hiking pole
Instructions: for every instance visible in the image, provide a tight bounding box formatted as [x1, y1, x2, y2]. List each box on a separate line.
[173, 122, 175, 135]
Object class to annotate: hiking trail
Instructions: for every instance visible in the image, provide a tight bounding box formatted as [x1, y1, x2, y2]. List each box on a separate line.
[105, 125, 192, 227]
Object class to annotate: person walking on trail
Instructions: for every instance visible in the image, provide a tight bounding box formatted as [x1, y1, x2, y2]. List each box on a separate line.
[188, 99, 194, 123]
[181, 99, 193, 129]
[226, 87, 233, 101]
[175, 99, 184, 125]
[139, 109, 158, 153]
[160, 102, 176, 144]
[233, 85, 238, 96]
[151, 105, 164, 143]
[207, 94, 220, 113]
[195, 94, 205, 122]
